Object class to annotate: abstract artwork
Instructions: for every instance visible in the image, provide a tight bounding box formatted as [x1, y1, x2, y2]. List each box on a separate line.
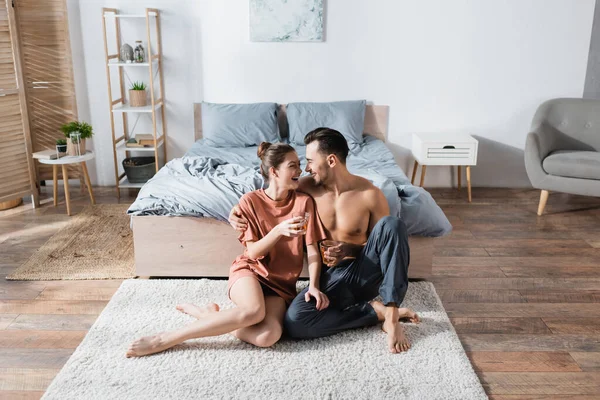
[250, 0, 324, 42]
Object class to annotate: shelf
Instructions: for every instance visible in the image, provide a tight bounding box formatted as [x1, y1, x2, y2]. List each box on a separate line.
[104, 12, 156, 18]
[104, 8, 166, 198]
[116, 139, 164, 152]
[112, 103, 162, 113]
[119, 176, 146, 189]
[108, 59, 158, 67]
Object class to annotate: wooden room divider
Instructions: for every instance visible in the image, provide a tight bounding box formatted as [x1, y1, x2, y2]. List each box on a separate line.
[13, 0, 80, 184]
[0, 0, 37, 206]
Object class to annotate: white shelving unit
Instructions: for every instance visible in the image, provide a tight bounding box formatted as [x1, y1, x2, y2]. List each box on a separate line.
[112, 103, 162, 113]
[102, 8, 167, 198]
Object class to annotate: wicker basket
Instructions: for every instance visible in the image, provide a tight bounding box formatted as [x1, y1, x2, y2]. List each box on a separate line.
[122, 157, 155, 183]
[129, 89, 147, 107]
[0, 198, 22, 211]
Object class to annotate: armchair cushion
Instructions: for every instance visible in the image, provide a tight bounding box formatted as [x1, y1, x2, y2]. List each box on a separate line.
[542, 150, 600, 180]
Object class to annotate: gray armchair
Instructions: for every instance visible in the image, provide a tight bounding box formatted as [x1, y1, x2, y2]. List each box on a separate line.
[525, 98, 600, 215]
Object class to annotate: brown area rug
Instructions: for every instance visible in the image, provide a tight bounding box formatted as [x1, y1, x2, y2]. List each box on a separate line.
[7, 204, 135, 280]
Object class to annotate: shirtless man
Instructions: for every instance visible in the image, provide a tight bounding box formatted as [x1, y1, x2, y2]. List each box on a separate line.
[229, 128, 419, 353]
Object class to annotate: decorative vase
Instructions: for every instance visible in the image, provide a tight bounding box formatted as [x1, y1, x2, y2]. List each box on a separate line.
[134, 40, 145, 63]
[129, 89, 147, 107]
[120, 43, 134, 62]
[67, 137, 86, 156]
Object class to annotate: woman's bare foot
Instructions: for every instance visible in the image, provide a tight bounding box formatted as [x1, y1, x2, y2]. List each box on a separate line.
[126, 333, 172, 358]
[397, 307, 420, 324]
[176, 303, 219, 319]
[382, 320, 411, 353]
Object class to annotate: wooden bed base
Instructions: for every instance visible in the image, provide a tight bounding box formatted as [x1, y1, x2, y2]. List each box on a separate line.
[132, 103, 433, 280]
[132, 215, 432, 280]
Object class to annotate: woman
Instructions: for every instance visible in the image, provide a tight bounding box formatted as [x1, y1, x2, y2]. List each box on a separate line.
[126, 142, 328, 357]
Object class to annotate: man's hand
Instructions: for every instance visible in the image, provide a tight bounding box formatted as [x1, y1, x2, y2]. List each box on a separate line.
[228, 205, 248, 232]
[324, 242, 362, 267]
[305, 286, 329, 310]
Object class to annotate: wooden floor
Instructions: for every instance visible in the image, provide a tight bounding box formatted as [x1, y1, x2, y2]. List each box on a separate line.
[1, 186, 600, 399]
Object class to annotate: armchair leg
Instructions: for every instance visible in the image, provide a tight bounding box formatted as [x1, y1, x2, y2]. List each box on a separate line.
[537, 190, 549, 216]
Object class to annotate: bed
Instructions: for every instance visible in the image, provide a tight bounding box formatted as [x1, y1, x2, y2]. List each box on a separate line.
[129, 103, 452, 280]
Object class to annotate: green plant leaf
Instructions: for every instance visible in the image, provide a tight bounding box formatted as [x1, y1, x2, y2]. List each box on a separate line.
[60, 121, 94, 139]
[129, 81, 147, 91]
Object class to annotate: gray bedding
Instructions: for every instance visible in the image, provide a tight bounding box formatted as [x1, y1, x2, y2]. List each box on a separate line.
[127, 137, 452, 237]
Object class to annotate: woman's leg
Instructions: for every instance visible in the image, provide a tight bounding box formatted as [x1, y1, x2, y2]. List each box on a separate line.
[126, 276, 266, 357]
[234, 295, 286, 347]
[176, 302, 220, 318]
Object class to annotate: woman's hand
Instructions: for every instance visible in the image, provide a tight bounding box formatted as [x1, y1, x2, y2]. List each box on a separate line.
[228, 205, 248, 232]
[276, 216, 306, 237]
[305, 286, 330, 311]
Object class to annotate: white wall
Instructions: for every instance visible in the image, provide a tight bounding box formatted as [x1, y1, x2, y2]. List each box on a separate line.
[68, 0, 595, 187]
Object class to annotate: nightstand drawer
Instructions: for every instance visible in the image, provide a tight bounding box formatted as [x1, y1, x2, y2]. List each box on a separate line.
[412, 134, 478, 166]
[425, 143, 476, 160]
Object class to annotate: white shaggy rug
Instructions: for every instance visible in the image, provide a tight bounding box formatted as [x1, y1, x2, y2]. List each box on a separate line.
[42, 280, 486, 400]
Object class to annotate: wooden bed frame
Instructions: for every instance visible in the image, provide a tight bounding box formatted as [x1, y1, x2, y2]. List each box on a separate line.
[132, 104, 433, 280]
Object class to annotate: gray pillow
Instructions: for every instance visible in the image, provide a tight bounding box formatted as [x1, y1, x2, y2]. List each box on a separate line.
[287, 100, 366, 145]
[201, 102, 280, 147]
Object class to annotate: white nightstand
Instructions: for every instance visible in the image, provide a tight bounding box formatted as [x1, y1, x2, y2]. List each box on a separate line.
[33, 150, 96, 216]
[411, 133, 478, 202]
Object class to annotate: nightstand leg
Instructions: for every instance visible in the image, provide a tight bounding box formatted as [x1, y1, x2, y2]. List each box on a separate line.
[62, 165, 71, 216]
[457, 166, 461, 191]
[81, 162, 95, 205]
[466, 166, 472, 203]
[419, 165, 427, 187]
[52, 165, 58, 207]
[411, 160, 418, 185]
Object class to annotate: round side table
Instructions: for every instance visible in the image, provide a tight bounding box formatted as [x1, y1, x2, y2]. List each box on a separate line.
[35, 151, 96, 216]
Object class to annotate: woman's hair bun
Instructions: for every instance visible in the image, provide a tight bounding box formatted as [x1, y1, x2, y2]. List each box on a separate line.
[257, 142, 272, 160]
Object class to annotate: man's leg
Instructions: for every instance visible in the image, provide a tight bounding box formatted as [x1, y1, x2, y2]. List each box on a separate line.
[354, 216, 415, 353]
[284, 283, 379, 339]
[285, 216, 412, 346]
[350, 215, 410, 306]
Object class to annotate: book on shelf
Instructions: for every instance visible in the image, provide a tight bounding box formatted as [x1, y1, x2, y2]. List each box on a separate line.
[136, 134, 155, 146]
[125, 142, 152, 148]
[32, 149, 65, 160]
[125, 134, 156, 148]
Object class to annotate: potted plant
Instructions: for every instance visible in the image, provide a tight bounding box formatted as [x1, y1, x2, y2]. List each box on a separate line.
[60, 121, 93, 156]
[129, 81, 147, 107]
[56, 139, 67, 154]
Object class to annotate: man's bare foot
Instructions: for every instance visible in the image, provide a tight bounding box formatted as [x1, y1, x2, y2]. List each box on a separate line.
[397, 307, 420, 324]
[126, 333, 172, 358]
[176, 303, 219, 319]
[369, 301, 420, 324]
[369, 300, 386, 322]
[382, 320, 411, 353]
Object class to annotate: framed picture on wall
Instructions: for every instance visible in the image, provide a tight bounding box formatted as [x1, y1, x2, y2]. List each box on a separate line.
[249, 0, 324, 42]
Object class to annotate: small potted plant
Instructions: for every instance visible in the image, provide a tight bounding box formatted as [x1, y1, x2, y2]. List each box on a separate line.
[129, 81, 147, 107]
[60, 121, 94, 156]
[56, 139, 67, 154]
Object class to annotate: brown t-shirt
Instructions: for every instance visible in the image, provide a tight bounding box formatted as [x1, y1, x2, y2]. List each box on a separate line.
[228, 189, 326, 303]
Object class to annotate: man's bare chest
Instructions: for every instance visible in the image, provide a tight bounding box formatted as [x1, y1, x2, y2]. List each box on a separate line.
[313, 193, 369, 240]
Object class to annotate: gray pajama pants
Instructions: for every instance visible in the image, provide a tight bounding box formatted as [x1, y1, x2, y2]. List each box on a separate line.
[284, 216, 410, 339]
